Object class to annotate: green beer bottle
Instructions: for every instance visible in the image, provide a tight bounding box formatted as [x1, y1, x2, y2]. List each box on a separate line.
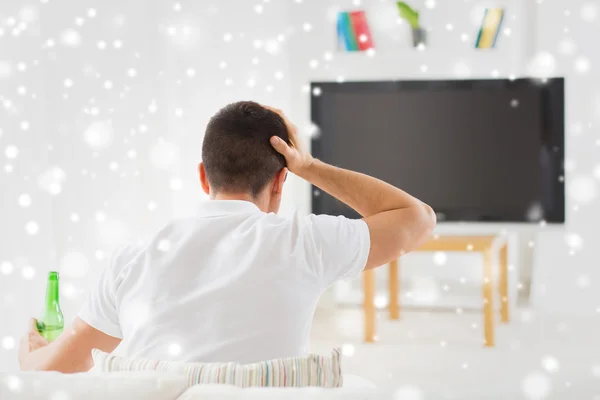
[37, 271, 64, 341]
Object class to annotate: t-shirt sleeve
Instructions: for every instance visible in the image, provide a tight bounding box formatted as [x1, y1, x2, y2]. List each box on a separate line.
[78, 244, 139, 339]
[304, 214, 371, 287]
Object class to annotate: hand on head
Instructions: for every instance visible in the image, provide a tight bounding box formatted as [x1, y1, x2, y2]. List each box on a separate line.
[263, 106, 315, 176]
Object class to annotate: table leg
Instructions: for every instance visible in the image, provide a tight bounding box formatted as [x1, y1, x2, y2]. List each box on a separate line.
[363, 269, 376, 343]
[482, 249, 495, 347]
[389, 259, 400, 320]
[499, 243, 509, 323]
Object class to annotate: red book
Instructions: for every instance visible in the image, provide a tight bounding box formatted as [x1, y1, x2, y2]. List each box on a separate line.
[349, 10, 374, 51]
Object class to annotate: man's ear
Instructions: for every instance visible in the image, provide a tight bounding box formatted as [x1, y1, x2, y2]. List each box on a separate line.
[273, 168, 287, 195]
[199, 163, 210, 195]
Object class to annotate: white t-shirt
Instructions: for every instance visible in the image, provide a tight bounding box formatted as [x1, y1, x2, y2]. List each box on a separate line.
[79, 200, 370, 364]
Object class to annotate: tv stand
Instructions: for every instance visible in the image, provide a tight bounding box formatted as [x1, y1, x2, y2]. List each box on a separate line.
[363, 235, 509, 347]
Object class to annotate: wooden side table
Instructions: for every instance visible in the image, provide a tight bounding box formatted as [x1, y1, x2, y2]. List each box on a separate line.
[363, 235, 509, 347]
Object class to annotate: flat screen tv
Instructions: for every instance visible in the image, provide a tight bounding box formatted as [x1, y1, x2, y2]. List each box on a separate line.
[310, 78, 565, 223]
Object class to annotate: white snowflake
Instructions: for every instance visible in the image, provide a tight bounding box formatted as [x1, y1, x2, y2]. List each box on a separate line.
[581, 2, 598, 22]
[394, 386, 424, 400]
[4, 375, 22, 392]
[312, 86, 322, 96]
[433, 252, 447, 265]
[341, 344, 355, 357]
[0, 261, 14, 275]
[593, 164, 600, 180]
[1, 336, 15, 350]
[453, 62, 471, 78]
[374, 294, 388, 309]
[527, 52, 556, 78]
[541, 356, 560, 373]
[576, 274, 591, 288]
[60, 29, 82, 47]
[522, 372, 551, 399]
[565, 232, 583, 250]
[304, 123, 320, 138]
[424, 0, 436, 9]
[170, 178, 183, 191]
[19, 5, 38, 23]
[50, 390, 71, 400]
[25, 221, 39, 235]
[168, 343, 182, 356]
[18, 193, 32, 207]
[21, 265, 36, 280]
[62, 283, 78, 299]
[567, 175, 597, 203]
[127, 68, 137, 77]
[557, 38, 576, 55]
[574, 56, 591, 73]
[4, 145, 18, 159]
[264, 39, 280, 54]
[38, 166, 66, 195]
[84, 121, 113, 149]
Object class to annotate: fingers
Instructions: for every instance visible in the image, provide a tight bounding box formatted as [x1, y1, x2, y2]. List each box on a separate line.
[29, 318, 40, 333]
[270, 136, 291, 157]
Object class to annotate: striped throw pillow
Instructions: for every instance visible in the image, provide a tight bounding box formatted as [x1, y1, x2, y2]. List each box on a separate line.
[91, 348, 343, 388]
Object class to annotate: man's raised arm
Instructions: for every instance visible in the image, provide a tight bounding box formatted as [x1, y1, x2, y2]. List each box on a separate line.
[268, 107, 436, 270]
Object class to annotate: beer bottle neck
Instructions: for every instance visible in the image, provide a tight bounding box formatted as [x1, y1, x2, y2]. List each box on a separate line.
[45, 277, 60, 308]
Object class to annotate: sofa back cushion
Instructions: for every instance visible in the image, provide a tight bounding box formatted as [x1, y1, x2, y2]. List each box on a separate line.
[92, 348, 343, 388]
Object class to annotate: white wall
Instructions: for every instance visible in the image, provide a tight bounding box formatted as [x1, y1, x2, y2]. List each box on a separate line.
[529, 0, 600, 316]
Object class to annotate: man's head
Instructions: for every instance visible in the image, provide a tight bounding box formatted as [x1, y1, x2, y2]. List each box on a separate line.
[199, 101, 290, 213]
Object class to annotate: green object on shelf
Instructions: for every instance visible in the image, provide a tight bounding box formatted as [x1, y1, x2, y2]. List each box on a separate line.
[396, 2, 420, 29]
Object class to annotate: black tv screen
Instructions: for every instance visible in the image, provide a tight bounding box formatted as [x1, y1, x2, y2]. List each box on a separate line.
[311, 78, 565, 223]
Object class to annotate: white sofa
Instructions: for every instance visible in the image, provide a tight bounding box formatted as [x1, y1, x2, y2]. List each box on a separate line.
[1, 371, 389, 399]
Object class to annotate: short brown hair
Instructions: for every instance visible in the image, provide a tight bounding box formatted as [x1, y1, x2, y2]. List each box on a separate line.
[202, 101, 290, 197]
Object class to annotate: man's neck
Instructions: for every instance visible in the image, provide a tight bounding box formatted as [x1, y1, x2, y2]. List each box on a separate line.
[212, 193, 266, 212]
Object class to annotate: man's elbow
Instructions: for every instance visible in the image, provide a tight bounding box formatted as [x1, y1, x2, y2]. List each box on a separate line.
[410, 204, 436, 248]
[421, 204, 437, 233]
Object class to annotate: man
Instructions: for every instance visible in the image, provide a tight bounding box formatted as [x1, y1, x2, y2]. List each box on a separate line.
[19, 101, 436, 372]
